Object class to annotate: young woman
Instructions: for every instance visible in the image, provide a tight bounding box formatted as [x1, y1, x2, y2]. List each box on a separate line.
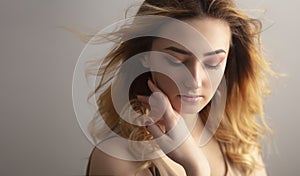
[84, 0, 273, 175]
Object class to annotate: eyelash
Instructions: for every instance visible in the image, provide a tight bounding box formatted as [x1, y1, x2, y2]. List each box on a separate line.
[202, 56, 223, 70]
[204, 64, 220, 70]
[166, 56, 221, 70]
[165, 56, 183, 66]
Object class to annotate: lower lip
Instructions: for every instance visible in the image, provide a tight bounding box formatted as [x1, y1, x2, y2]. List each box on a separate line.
[180, 95, 203, 103]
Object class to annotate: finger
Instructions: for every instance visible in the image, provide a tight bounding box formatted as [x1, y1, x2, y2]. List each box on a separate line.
[147, 79, 177, 128]
[147, 79, 161, 93]
[146, 123, 164, 138]
[147, 79, 172, 114]
[148, 92, 166, 118]
[137, 95, 152, 110]
[137, 93, 166, 116]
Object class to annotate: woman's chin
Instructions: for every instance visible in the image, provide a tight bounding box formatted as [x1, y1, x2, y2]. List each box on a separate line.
[175, 102, 206, 115]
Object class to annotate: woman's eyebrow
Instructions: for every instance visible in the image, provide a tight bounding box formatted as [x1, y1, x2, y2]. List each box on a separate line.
[164, 46, 192, 55]
[203, 49, 226, 56]
[164, 46, 226, 57]
[165, 46, 226, 56]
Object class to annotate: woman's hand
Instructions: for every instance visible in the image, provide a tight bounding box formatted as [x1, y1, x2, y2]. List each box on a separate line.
[137, 79, 210, 176]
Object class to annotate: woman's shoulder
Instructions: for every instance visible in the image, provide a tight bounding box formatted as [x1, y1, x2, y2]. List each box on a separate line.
[221, 145, 267, 176]
[87, 146, 152, 176]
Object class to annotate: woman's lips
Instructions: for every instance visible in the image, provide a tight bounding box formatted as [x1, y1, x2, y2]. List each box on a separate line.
[180, 95, 204, 103]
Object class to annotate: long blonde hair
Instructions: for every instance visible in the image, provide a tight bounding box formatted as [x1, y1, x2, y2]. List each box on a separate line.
[82, 0, 274, 175]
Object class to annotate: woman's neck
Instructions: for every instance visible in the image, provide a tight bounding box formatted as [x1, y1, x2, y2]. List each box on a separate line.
[181, 113, 205, 143]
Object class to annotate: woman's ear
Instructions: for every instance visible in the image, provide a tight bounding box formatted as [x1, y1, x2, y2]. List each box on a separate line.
[141, 54, 150, 68]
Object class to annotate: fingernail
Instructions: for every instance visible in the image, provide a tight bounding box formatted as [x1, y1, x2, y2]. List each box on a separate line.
[145, 121, 152, 126]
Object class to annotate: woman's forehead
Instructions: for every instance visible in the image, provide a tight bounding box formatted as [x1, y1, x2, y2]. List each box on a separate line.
[152, 18, 231, 57]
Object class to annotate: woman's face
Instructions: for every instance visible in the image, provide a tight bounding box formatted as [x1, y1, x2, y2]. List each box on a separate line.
[148, 17, 231, 114]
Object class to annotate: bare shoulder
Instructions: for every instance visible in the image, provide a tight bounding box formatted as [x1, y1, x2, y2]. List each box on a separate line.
[87, 146, 152, 176]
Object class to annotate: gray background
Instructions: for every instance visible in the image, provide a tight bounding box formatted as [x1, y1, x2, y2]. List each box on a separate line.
[0, 0, 299, 175]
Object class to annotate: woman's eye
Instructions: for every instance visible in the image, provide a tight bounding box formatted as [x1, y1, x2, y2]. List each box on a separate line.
[203, 56, 222, 69]
[165, 56, 183, 66]
[205, 64, 220, 70]
[204, 61, 220, 69]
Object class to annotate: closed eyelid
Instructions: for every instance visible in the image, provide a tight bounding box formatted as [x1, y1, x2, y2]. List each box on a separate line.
[202, 54, 225, 65]
[165, 55, 183, 64]
[163, 52, 185, 62]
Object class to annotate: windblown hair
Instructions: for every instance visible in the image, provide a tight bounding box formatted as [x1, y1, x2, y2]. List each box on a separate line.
[82, 0, 274, 175]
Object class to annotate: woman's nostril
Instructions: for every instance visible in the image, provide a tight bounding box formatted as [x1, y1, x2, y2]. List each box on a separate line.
[183, 78, 202, 88]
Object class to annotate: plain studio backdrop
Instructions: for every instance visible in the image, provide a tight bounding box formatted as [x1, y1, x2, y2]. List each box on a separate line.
[0, 0, 299, 175]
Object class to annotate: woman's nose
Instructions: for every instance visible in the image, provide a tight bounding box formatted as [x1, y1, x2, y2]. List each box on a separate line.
[183, 61, 205, 89]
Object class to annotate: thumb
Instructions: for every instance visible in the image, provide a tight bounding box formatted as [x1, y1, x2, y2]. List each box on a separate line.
[146, 122, 164, 138]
